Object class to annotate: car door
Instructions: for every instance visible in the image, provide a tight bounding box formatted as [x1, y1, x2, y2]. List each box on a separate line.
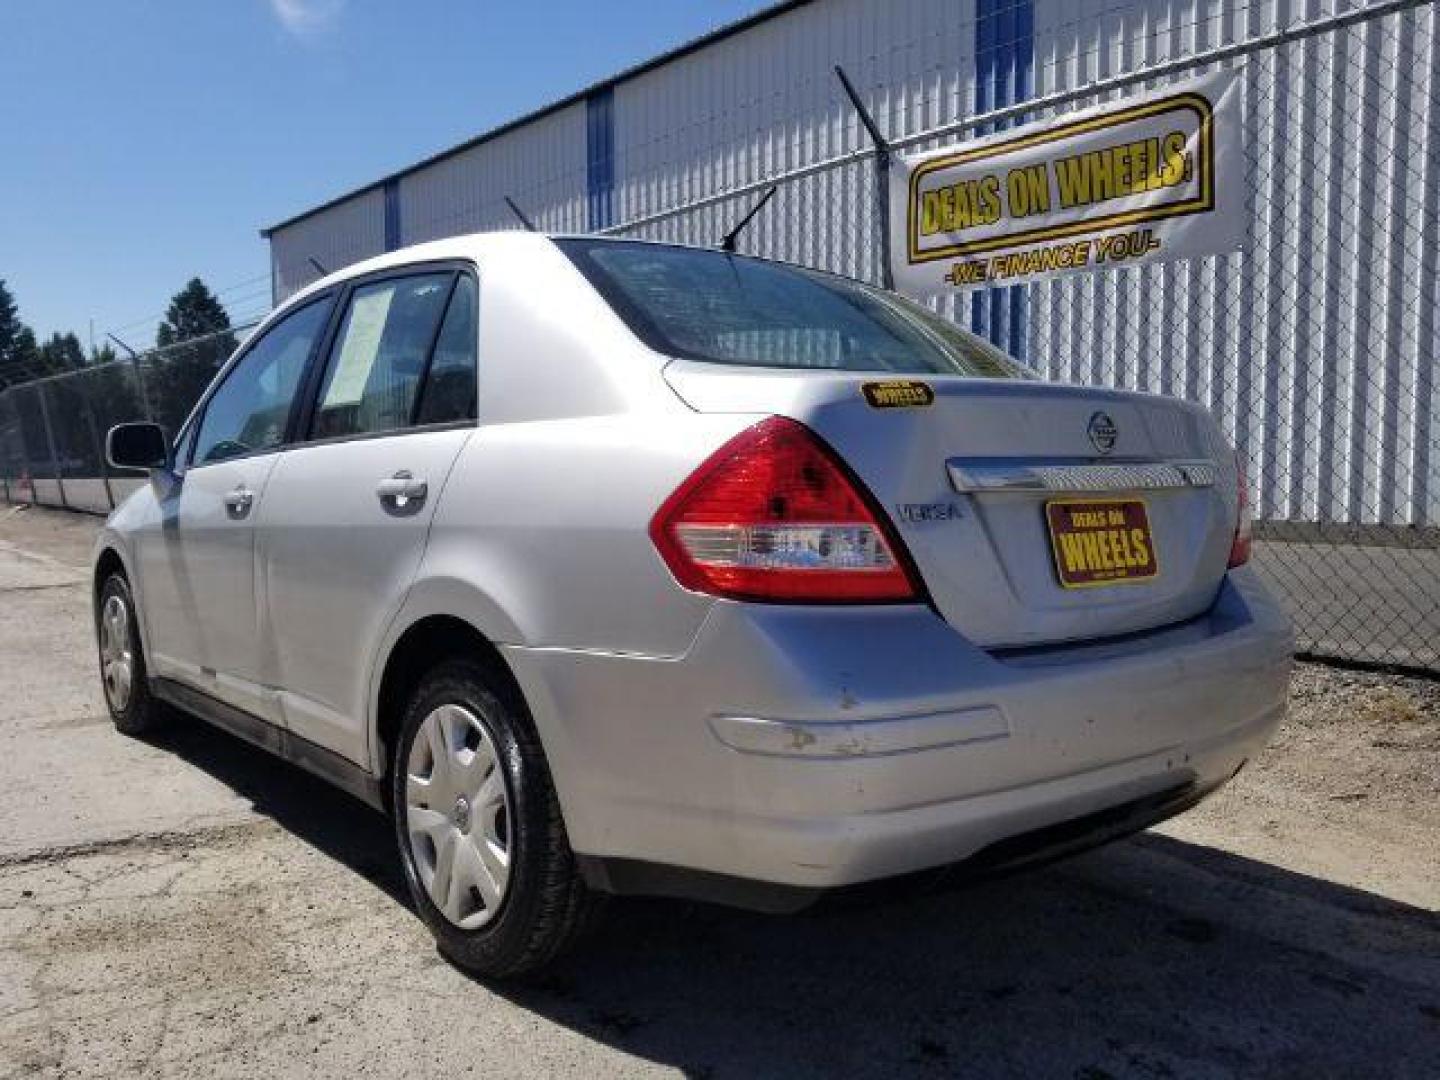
[257, 265, 479, 764]
[134, 295, 334, 722]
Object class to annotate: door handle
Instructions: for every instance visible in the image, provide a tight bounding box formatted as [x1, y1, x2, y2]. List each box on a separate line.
[377, 470, 428, 511]
[223, 485, 254, 518]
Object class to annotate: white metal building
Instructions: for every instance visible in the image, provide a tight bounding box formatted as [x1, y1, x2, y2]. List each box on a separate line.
[262, 0, 1438, 527]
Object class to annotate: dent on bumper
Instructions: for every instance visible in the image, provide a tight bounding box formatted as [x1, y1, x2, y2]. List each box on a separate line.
[504, 566, 1293, 889]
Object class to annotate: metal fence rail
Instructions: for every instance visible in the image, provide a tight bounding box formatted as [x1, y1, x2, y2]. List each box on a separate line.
[1, 0, 1435, 671]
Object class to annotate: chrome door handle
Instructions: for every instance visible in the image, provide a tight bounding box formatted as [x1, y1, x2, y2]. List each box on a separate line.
[223, 485, 253, 518]
[376, 470, 428, 510]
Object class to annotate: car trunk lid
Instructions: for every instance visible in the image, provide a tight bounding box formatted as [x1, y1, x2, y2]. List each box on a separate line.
[663, 362, 1238, 648]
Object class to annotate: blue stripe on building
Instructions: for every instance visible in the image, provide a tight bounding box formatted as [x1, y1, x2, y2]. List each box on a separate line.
[383, 179, 401, 252]
[971, 0, 1034, 362]
[586, 88, 616, 231]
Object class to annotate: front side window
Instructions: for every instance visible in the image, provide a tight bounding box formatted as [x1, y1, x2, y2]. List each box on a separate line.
[192, 298, 330, 466]
[557, 239, 1029, 379]
[311, 273, 453, 440]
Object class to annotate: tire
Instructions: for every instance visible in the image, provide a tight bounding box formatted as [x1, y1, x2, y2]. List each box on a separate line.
[392, 657, 597, 979]
[96, 572, 165, 736]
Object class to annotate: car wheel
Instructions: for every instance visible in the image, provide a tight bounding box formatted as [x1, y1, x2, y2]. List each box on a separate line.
[393, 657, 597, 979]
[97, 572, 165, 736]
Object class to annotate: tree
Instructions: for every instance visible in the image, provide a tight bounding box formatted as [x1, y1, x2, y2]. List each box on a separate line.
[0, 279, 41, 389]
[89, 342, 118, 366]
[0, 279, 19, 364]
[156, 277, 235, 351]
[35, 332, 85, 377]
[150, 278, 238, 433]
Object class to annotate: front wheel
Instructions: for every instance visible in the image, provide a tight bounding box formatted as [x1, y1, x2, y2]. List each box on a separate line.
[96, 572, 165, 736]
[392, 658, 597, 979]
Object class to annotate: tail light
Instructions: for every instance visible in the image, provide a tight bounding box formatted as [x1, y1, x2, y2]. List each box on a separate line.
[1228, 455, 1253, 568]
[650, 417, 922, 603]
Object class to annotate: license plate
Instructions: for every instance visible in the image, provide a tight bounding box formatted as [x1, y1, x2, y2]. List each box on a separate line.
[1045, 498, 1158, 588]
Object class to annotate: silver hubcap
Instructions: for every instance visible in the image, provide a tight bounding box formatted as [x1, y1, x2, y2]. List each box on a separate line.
[99, 594, 133, 712]
[404, 703, 512, 929]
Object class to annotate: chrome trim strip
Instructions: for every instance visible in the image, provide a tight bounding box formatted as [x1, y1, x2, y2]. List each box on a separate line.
[947, 459, 1218, 494]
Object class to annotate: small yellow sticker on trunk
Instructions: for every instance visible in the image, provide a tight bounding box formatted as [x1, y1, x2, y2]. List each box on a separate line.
[861, 380, 935, 408]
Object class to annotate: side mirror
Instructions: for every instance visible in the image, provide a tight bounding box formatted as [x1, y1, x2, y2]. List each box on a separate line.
[107, 422, 172, 472]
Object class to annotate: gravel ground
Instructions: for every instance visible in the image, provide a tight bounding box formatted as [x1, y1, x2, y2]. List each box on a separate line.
[1, 503, 1436, 1079]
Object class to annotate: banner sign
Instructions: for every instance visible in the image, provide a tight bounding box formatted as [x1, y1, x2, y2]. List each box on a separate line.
[889, 71, 1243, 296]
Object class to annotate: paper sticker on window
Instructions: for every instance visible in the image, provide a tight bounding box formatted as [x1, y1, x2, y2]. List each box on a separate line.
[323, 286, 394, 409]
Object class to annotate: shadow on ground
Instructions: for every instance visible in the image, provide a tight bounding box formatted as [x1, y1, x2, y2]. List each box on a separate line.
[149, 714, 407, 905]
[153, 714, 1440, 1079]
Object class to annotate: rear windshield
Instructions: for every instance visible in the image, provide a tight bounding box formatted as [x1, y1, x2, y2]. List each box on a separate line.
[556, 239, 1028, 379]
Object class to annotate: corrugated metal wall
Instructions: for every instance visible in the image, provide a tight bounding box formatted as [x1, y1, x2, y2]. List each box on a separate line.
[264, 0, 1437, 526]
[400, 101, 589, 245]
[611, 0, 988, 282]
[1026, 0, 1438, 526]
[269, 186, 386, 302]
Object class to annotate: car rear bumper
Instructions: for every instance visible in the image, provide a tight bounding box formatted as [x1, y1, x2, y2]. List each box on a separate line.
[503, 565, 1292, 892]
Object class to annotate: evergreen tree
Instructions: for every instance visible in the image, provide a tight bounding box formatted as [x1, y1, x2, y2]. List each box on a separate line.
[151, 278, 238, 433]
[156, 278, 235, 351]
[0, 279, 41, 388]
[36, 332, 85, 376]
[0, 279, 19, 364]
[89, 342, 119, 366]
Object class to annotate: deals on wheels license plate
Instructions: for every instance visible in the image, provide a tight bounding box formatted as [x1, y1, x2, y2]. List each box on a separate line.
[1046, 498, 1158, 588]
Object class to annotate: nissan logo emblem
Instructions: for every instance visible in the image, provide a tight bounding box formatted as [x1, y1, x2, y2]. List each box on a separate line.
[1088, 411, 1118, 455]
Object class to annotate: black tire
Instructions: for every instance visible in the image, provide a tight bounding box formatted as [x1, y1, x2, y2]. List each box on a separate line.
[96, 572, 165, 736]
[391, 657, 597, 979]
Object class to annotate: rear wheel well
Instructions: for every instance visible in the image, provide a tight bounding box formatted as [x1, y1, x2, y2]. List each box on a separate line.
[375, 616, 523, 799]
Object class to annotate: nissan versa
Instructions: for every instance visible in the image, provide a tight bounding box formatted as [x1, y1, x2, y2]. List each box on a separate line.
[94, 233, 1292, 977]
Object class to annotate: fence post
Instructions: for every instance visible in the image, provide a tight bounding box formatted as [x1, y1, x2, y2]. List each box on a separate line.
[0, 397, 9, 501]
[834, 64, 894, 290]
[13, 398, 37, 506]
[107, 335, 155, 421]
[83, 399, 115, 511]
[33, 383, 68, 510]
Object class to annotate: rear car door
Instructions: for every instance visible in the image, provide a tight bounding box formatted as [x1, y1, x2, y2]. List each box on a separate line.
[135, 295, 333, 720]
[257, 265, 479, 764]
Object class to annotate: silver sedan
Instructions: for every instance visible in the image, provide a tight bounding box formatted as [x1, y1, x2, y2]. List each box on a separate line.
[94, 233, 1292, 977]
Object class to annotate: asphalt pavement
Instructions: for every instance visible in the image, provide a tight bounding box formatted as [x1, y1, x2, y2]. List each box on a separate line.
[1, 505, 1436, 1079]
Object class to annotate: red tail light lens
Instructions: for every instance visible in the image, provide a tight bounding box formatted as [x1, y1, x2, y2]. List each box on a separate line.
[650, 417, 921, 603]
[1228, 456, 1253, 568]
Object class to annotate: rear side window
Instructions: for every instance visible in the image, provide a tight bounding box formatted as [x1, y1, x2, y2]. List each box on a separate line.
[193, 297, 330, 466]
[311, 273, 453, 439]
[558, 239, 1028, 379]
[415, 274, 478, 425]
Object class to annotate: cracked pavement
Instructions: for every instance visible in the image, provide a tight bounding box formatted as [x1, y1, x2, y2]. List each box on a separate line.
[1, 504, 1437, 1078]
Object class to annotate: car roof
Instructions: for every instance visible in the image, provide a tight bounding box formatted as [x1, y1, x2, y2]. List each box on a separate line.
[282, 231, 553, 309]
[279, 232, 808, 314]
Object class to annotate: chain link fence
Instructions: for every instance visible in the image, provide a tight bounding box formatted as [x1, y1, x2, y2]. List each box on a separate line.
[2, 0, 1436, 671]
[596, 0, 1438, 671]
[0, 322, 257, 514]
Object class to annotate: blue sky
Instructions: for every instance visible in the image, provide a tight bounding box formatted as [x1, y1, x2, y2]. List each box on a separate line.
[1, 0, 771, 348]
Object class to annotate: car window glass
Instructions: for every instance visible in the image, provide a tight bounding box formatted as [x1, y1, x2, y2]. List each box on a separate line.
[312, 273, 452, 439]
[415, 274, 478, 425]
[557, 239, 1031, 379]
[193, 298, 330, 466]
